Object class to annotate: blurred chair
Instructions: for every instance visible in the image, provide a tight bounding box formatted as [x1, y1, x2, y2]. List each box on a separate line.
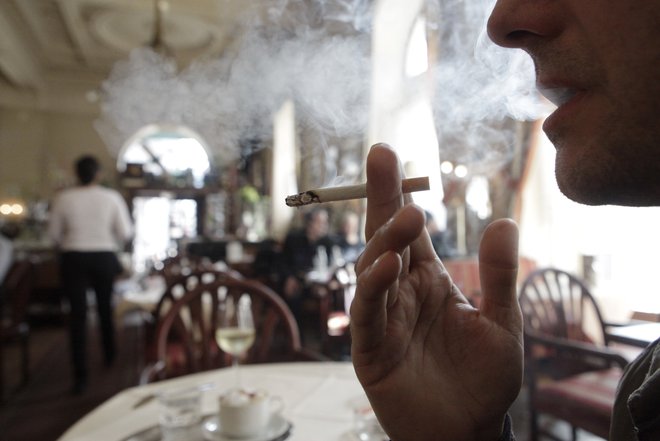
[140, 270, 325, 383]
[519, 267, 632, 441]
[315, 263, 356, 359]
[151, 254, 213, 286]
[1, 260, 34, 401]
[141, 267, 242, 368]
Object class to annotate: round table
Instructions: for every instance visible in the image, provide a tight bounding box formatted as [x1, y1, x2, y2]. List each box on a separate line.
[57, 362, 370, 441]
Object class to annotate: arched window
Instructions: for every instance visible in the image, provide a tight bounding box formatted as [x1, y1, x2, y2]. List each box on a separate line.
[117, 123, 211, 188]
[117, 124, 214, 272]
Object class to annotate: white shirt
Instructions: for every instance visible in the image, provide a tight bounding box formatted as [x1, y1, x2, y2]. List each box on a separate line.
[48, 185, 133, 252]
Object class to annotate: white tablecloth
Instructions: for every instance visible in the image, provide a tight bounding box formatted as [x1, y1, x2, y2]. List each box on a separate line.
[114, 276, 166, 322]
[57, 362, 369, 441]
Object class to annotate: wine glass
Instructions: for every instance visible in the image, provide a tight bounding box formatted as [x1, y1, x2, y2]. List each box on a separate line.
[215, 293, 255, 387]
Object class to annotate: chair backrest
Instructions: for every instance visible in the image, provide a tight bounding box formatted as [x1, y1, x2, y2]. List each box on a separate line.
[519, 267, 608, 344]
[151, 270, 210, 321]
[142, 268, 245, 364]
[519, 267, 618, 381]
[152, 254, 213, 286]
[518, 269, 628, 441]
[150, 270, 303, 381]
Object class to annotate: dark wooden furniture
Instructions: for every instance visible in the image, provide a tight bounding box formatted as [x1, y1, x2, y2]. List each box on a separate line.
[150, 254, 215, 286]
[14, 248, 67, 320]
[141, 266, 243, 369]
[140, 270, 324, 383]
[519, 267, 631, 441]
[1, 260, 34, 401]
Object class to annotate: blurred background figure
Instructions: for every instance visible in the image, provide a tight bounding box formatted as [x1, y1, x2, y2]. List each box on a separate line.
[332, 210, 364, 264]
[48, 154, 133, 395]
[279, 207, 334, 321]
[425, 210, 454, 259]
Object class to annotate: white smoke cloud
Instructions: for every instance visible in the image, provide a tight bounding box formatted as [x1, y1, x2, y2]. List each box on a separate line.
[428, 0, 550, 168]
[96, 0, 546, 171]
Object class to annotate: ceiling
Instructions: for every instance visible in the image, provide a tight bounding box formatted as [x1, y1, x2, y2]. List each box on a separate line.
[0, 0, 272, 112]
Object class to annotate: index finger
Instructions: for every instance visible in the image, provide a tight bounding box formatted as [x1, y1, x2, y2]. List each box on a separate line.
[364, 144, 404, 241]
[364, 144, 438, 268]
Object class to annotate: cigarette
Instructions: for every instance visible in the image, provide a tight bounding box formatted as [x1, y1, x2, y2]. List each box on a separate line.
[285, 176, 430, 207]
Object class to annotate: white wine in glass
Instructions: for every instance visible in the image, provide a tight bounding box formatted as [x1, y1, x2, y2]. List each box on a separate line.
[216, 294, 255, 386]
[215, 327, 255, 356]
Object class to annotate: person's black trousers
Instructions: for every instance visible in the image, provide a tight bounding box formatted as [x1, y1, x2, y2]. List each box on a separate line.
[60, 251, 121, 384]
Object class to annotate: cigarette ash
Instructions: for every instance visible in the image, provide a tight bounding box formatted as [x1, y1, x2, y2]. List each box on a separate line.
[285, 191, 321, 207]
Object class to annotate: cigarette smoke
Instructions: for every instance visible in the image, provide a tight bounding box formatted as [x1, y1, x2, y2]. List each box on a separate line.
[428, 0, 549, 171]
[96, 0, 548, 174]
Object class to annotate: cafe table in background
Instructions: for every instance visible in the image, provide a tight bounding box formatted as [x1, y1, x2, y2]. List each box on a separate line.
[607, 322, 660, 348]
[57, 362, 382, 441]
[114, 275, 167, 323]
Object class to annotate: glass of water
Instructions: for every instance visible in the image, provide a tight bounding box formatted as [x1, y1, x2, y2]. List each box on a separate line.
[158, 386, 202, 440]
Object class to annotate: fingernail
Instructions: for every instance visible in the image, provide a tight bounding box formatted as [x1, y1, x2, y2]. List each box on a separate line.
[371, 142, 392, 150]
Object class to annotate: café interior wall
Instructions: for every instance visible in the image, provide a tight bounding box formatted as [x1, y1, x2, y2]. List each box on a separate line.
[0, 106, 117, 201]
[0, 107, 45, 201]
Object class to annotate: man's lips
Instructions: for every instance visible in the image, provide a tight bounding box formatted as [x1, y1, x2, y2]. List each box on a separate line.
[537, 81, 588, 138]
[537, 84, 579, 108]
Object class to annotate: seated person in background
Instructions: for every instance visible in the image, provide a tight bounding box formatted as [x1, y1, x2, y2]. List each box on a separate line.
[279, 207, 334, 319]
[424, 209, 454, 259]
[252, 238, 284, 289]
[332, 210, 365, 264]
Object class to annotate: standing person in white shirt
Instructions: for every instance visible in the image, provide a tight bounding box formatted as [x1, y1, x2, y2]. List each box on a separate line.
[48, 155, 133, 394]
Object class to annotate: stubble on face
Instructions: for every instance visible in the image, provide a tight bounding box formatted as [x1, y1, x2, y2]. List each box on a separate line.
[539, 4, 660, 206]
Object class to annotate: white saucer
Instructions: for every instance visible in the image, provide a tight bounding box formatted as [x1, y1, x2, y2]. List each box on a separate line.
[201, 414, 291, 441]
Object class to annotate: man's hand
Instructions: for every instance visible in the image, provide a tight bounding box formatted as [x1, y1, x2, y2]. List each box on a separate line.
[350, 144, 523, 441]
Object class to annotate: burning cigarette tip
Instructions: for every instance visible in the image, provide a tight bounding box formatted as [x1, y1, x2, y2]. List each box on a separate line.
[285, 191, 320, 207]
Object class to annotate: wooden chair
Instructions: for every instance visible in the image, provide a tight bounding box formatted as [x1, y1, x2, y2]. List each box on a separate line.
[140, 270, 325, 383]
[151, 254, 214, 286]
[1, 260, 34, 401]
[519, 267, 631, 441]
[141, 268, 243, 368]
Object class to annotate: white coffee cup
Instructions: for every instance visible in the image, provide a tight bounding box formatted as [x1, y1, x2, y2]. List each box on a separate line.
[219, 388, 284, 438]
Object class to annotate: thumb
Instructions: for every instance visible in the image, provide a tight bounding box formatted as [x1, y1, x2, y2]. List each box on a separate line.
[478, 219, 522, 332]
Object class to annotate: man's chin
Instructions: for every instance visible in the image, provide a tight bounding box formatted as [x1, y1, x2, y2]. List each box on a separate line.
[555, 167, 610, 206]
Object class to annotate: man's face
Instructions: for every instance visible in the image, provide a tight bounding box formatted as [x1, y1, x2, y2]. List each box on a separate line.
[488, 1, 660, 206]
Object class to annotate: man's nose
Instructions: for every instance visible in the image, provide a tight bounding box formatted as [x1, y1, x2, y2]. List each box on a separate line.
[487, 0, 561, 49]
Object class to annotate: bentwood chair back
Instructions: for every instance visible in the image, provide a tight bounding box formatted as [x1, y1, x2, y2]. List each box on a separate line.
[151, 254, 213, 286]
[141, 270, 323, 383]
[142, 266, 244, 363]
[519, 267, 630, 440]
